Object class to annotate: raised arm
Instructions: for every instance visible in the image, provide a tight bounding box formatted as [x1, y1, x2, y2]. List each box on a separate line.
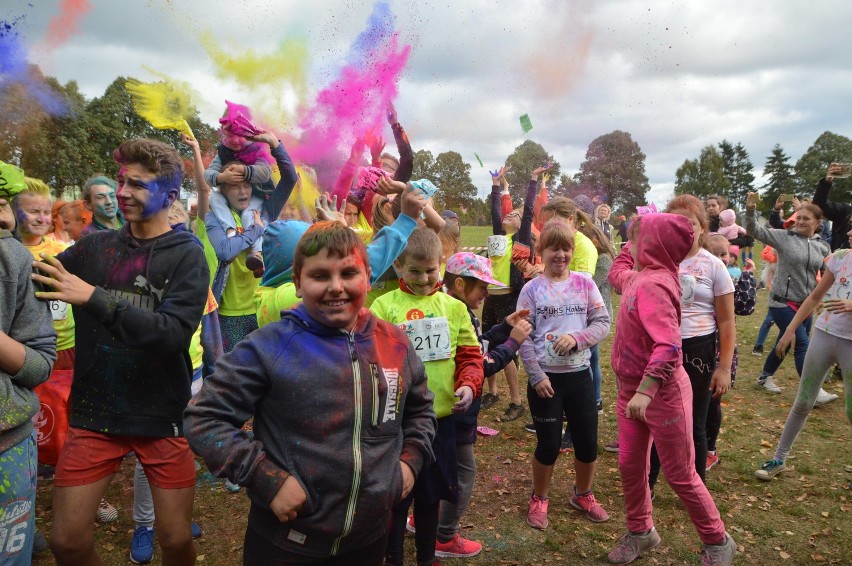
[181, 134, 211, 219]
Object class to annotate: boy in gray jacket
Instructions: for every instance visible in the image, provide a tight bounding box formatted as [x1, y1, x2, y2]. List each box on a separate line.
[0, 224, 56, 565]
[185, 221, 436, 565]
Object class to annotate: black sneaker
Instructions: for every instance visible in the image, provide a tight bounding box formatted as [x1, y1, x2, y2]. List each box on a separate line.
[751, 345, 763, 356]
[480, 392, 500, 410]
[597, 401, 604, 415]
[501, 402, 525, 422]
[524, 422, 536, 433]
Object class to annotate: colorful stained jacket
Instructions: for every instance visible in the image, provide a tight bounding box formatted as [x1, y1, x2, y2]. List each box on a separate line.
[607, 214, 694, 399]
[184, 305, 436, 558]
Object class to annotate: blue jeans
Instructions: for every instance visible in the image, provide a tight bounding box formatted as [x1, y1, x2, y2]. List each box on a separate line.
[755, 312, 774, 349]
[0, 433, 37, 565]
[761, 306, 812, 377]
[590, 344, 602, 404]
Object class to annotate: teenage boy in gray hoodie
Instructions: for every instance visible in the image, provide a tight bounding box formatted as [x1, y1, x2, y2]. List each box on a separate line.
[0, 163, 56, 564]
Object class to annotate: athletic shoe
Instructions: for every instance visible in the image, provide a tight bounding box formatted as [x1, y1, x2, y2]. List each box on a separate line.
[706, 451, 720, 471]
[751, 345, 763, 355]
[130, 526, 155, 564]
[526, 494, 549, 529]
[524, 422, 536, 434]
[224, 479, 242, 493]
[570, 489, 610, 522]
[700, 532, 736, 565]
[844, 464, 852, 474]
[757, 376, 782, 393]
[191, 522, 202, 539]
[435, 534, 483, 558]
[96, 498, 118, 523]
[754, 458, 787, 481]
[597, 401, 604, 415]
[604, 441, 620, 453]
[607, 528, 662, 564]
[814, 388, 838, 406]
[405, 514, 415, 534]
[480, 392, 500, 410]
[501, 402, 525, 422]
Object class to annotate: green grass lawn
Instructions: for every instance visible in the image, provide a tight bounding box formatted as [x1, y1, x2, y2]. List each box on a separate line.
[34, 258, 850, 565]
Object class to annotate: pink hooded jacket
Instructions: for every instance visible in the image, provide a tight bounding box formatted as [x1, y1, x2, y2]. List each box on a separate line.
[607, 213, 695, 399]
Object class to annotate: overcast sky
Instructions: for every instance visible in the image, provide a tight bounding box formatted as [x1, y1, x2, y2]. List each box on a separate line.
[10, 0, 852, 203]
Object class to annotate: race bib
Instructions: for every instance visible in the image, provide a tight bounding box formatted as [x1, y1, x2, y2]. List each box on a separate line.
[50, 300, 69, 321]
[680, 274, 696, 307]
[399, 317, 452, 363]
[543, 333, 588, 368]
[487, 235, 508, 257]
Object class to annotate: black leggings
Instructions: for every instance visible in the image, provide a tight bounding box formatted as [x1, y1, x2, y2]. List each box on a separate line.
[527, 368, 598, 465]
[243, 527, 388, 566]
[649, 332, 716, 487]
[706, 395, 721, 453]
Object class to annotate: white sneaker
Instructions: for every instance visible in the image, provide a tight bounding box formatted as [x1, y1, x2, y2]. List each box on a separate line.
[814, 388, 838, 406]
[758, 376, 782, 393]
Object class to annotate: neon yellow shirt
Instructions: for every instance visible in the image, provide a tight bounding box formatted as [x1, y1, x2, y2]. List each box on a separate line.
[254, 283, 300, 328]
[370, 289, 478, 418]
[570, 231, 598, 276]
[26, 238, 75, 351]
[218, 212, 260, 316]
[188, 288, 218, 370]
[365, 278, 399, 308]
[193, 219, 219, 287]
[489, 237, 514, 290]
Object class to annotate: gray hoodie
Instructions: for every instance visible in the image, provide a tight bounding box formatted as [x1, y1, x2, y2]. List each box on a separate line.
[745, 209, 830, 308]
[0, 231, 56, 454]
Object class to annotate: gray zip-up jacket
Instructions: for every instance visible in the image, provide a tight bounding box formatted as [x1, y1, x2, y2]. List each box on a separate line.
[184, 304, 436, 558]
[0, 232, 56, 454]
[745, 209, 830, 308]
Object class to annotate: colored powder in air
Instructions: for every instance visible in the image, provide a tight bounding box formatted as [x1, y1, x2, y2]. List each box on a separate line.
[348, 1, 396, 67]
[291, 30, 410, 167]
[44, 0, 92, 50]
[200, 32, 309, 125]
[0, 18, 68, 116]
[125, 69, 196, 138]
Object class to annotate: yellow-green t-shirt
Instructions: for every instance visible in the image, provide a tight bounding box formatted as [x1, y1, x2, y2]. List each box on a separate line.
[218, 212, 260, 316]
[26, 238, 75, 351]
[365, 278, 399, 308]
[570, 231, 598, 276]
[370, 290, 478, 418]
[193, 219, 218, 287]
[188, 288, 218, 370]
[254, 283, 300, 328]
[488, 235, 514, 293]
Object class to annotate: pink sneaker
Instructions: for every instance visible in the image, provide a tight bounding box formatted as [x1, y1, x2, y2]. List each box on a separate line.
[570, 489, 610, 523]
[706, 452, 720, 471]
[435, 534, 482, 558]
[526, 494, 549, 529]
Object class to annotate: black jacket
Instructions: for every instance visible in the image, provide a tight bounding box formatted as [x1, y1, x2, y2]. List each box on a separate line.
[812, 177, 851, 250]
[57, 224, 208, 437]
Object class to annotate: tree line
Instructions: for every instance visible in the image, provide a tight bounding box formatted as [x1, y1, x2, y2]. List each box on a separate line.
[3, 65, 850, 222]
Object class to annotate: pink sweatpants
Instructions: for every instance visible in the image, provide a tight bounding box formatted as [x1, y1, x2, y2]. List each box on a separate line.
[616, 370, 726, 545]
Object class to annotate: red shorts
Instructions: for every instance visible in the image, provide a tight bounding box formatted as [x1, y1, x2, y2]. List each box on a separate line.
[54, 347, 75, 371]
[54, 428, 196, 489]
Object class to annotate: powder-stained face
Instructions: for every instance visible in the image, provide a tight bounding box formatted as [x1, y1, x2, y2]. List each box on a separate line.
[344, 202, 360, 227]
[295, 249, 370, 330]
[117, 164, 174, 222]
[220, 126, 250, 151]
[16, 193, 52, 238]
[61, 207, 84, 240]
[88, 184, 119, 221]
[542, 245, 573, 279]
[398, 256, 441, 296]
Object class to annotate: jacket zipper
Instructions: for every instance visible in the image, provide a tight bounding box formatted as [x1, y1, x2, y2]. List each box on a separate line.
[370, 364, 379, 427]
[331, 331, 363, 555]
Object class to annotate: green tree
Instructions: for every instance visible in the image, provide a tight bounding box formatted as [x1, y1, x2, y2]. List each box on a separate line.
[675, 145, 731, 200]
[793, 131, 852, 203]
[459, 197, 490, 227]
[411, 149, 435, 182]
[760, 144, 795, 213]
[718, 140, 755, 210]
[504, 140, 560, 205]
[575, 130, 650, 212]
[430, 151, 477, 212]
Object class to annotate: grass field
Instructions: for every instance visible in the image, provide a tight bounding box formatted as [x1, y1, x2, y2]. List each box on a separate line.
[33, 251, 850, 565]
